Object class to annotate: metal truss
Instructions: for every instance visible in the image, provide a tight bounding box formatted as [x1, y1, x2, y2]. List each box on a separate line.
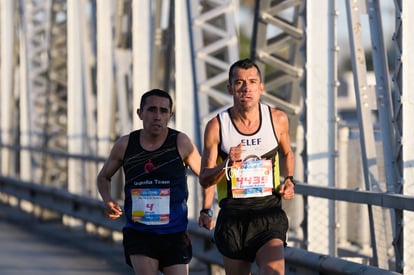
[43, 0, 69, 188]
[392, 1, 403, 259]
[2, 0, 413, 272]
[188, 0, 240, 133]
[8, 0, 69, 188]
[251, 0, 305, 133]
[0, 0, 17, 176]
[393, 1, 414, 273]
[18, 0, 53, 184]
[345, 0, 398, 270]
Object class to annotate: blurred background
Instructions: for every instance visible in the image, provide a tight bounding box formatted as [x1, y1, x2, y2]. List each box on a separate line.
[0, 0, 413, 274]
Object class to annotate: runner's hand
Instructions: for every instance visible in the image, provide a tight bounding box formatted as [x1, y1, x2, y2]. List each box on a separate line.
[279, 182, 295, 200]
[198, 214, 215, 231]
[105, 201, 123, 219]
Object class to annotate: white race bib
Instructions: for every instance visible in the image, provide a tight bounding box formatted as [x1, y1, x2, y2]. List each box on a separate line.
[228, 159, 274, 198]
[131, 188, 170, 225]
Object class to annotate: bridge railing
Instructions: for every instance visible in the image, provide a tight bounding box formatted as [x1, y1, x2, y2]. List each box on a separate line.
[0, 175, 404, 275]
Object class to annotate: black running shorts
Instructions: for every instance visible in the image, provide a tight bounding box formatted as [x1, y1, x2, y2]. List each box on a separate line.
[214, 204, 288, 262]
[122, 228, 192, 270]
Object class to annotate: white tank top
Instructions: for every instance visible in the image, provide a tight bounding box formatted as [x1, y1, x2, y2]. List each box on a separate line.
[218, 103, 279, 159]
[216, 103, 281, 201]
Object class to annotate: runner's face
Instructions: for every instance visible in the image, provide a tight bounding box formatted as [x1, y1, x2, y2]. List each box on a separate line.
[228, 67, 264, 109]
[138, 96, 172, 135]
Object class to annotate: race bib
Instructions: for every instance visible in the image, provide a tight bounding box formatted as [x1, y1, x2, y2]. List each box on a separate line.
[131, 188, 170, 225]
[227, 159, 274, 198]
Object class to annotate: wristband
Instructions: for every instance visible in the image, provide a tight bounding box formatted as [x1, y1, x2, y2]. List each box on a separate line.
[200, 209, 213, 217]
[283, 176, 296, 186]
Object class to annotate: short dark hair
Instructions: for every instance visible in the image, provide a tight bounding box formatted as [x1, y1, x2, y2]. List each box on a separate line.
[228, 58, 262, 84]
[140, 89, 173, 111]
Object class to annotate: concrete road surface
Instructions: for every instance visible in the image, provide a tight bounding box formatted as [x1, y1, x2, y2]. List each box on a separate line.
[0, 201, 213, 275]
[0, 202, 133, 275]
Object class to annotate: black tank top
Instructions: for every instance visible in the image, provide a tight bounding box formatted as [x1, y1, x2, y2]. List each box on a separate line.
[122, 128, 188, 234]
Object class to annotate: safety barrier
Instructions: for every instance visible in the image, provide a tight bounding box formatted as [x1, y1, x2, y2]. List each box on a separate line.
[0, 176, 402, 274]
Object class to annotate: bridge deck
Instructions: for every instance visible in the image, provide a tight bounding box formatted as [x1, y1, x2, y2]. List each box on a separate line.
[0, 202, 212, 275]
[0, 202, 135, 275]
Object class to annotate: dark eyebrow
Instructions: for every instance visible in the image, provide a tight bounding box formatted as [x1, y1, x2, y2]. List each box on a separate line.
[232, 77, 260, 84]
[147, 106, 170, 112]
